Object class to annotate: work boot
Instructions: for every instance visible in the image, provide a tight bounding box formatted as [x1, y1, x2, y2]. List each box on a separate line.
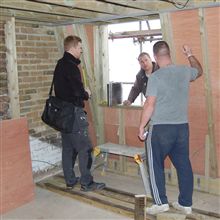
[172, 201, 192, 214]
[81, 181, 106, 192]
[66, 177, 80, 190]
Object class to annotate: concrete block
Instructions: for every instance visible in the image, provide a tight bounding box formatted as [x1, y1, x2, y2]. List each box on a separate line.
[157, 212, 186, 220]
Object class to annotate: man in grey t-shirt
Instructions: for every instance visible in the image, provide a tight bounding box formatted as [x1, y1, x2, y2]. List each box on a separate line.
[138, 41, 203, 215]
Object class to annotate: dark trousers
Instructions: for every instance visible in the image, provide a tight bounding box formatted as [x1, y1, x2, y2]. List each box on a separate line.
[61, 107, 93, 186]
[146, 123, 193, 206]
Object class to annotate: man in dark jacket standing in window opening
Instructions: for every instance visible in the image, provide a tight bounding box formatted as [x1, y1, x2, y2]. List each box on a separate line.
[123, 52, 159, 105]
[54, 35, 105, 191]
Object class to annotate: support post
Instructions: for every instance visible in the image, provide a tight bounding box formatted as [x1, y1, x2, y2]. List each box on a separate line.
[134, 195, 146, 220]
[55, 26, 65, 56]
[118, 108, 126, 173]
[72, 24, 104, 145]
[94, 25, 109, 102]
[199, 8, 218, 178]
[4, 17, 20, 118]
[160, 12, 177, 184]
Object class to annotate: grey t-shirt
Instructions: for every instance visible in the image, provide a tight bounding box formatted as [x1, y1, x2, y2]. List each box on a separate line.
[146, 65, 198, 125]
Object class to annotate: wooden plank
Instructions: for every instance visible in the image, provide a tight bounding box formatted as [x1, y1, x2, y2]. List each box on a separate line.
[159, 12, 177, 184]
[109, 29, 162, 39]
[97, 142, 145, 157]
[134, 195, 146, 220]
[118, 109, 126, 172]
[54, 175, 136, 204]
[4, 17, 20, 118]
[160, 12, 176, 63]
[205, 134, 210, 192]
[94, 25, 109, 102]
[55, 26, 65, 57]
[37, 179, 134, 218]
[93, 25, 109, 143]
[37, 174, 220, 219]
[73, 24, 105, 145]
[199, 8, 218, 178]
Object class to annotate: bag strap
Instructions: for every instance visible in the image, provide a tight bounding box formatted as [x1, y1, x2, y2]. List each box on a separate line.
[48, 75, 54, 96]
[48, 58, 79, 97]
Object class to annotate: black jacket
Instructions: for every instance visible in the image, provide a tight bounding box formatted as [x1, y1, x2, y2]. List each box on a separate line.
[128, 62, 159, 103]
[54, 52, 89, 108]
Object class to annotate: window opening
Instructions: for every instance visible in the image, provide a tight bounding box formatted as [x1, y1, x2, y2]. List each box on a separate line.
[108, 19, 162, 106]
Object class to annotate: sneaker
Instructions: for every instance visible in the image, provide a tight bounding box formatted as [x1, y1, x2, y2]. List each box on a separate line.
[172, 201, 192, 214]
[146, 204, 169, 215]
[81, 181, 106, 192]
[66, 177, 80, 190]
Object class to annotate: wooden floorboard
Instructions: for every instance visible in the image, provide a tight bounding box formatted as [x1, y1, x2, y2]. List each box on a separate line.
[36, 174, 220, 220]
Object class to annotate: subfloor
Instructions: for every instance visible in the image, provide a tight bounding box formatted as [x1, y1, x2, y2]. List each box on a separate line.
[1, 169, 220, 220]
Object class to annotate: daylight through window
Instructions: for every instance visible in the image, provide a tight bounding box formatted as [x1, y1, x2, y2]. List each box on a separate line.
[108, 19, 162, 106]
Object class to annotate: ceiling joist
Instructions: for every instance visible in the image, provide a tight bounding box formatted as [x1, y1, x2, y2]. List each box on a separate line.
[0, 0, 219, 25]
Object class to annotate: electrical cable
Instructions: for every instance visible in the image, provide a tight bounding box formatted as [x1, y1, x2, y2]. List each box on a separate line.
[172, 0, 190, 9]
[159, 0, 190, 9]
[32, 159, 59, 167]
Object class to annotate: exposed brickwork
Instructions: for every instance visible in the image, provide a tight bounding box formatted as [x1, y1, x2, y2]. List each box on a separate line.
[1, 19, 62, 174]
[1, 20, 61, 140]
[14, 21, 60, 142]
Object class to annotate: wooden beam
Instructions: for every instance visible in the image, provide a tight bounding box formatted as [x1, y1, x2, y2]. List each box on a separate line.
[160, 12, 176, 63]
[199, 8, 218, 178]
[205, 134, 210, 191]
[108, 29, 162, 40]
[55, 26, 65, 56]
[0, 0, 94, 19]
[4, 17, 20, 119]
[118, 108, 126, 173]
[72, 24, 105, 144]
[160, 12, 178, 184]
[94, 25, 109, 102]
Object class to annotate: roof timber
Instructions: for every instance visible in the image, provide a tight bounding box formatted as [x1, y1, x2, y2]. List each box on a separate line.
[0, 0, 219, 25]
[47, 0, 149, 14]
[27, 0, 118, 15]
[108, 29, 162, 40]
[0, 0, 115, 19]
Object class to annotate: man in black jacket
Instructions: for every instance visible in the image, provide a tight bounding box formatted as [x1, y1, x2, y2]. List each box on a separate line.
[54, 35, 105, 191]
[123, 52, 158, 105]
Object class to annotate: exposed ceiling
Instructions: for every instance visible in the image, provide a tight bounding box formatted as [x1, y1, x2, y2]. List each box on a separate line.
[0, 0, 219, 26]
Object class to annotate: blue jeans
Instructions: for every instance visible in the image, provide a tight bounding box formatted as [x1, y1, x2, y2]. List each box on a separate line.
[61, 107, 93, 186]
[146, 123, 193, 206]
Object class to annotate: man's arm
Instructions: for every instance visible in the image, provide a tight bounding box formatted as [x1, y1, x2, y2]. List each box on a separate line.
[138, 96, 156, 140]
[124, 78, 141, 105]
[182, 45, 203, 78]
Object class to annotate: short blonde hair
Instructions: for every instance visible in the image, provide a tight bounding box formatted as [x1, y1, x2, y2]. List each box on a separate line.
[64, 35, 82, 51]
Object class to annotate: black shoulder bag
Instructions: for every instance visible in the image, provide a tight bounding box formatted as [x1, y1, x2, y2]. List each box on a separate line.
[41, 76, 75, 133]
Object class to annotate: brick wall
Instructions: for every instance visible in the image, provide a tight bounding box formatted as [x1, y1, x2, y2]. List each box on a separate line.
[1, 19, 62, 173]
[15, 21, 60, 143]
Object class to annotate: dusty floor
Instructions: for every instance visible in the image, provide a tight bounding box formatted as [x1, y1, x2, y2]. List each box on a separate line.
[1, 169, 220, 220]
